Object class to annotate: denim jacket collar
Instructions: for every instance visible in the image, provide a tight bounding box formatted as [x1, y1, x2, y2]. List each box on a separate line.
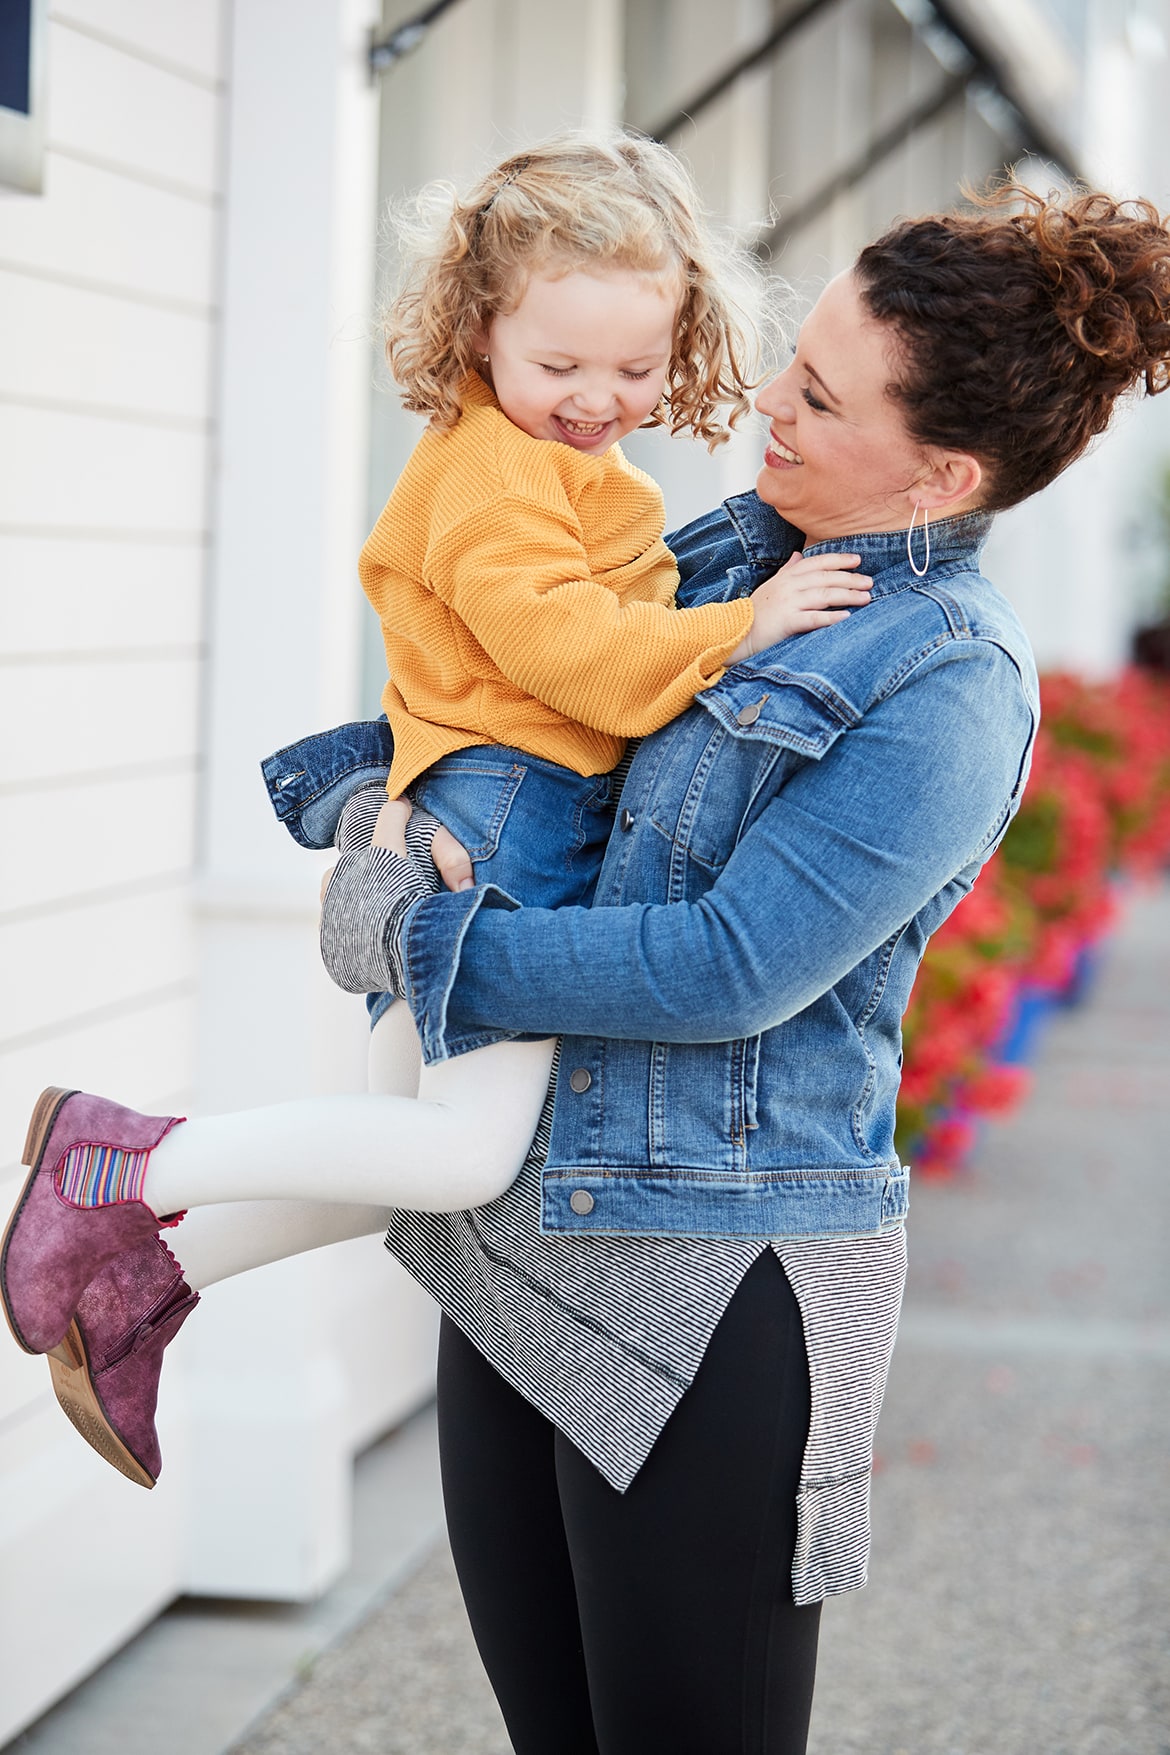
[721, 491, 994, 598]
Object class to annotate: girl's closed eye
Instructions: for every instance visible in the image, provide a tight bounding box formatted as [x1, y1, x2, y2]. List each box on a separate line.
[540, 363, 574, 376]
[621, 368, 654, 380]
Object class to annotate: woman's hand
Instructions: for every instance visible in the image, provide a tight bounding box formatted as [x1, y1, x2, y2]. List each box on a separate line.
[318, 793, 475, 907]
[319, 801, 458, 997]
[369, 798, 475, 890]
[729, 551, 872, 663]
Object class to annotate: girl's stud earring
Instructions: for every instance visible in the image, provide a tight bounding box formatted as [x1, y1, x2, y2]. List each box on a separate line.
[906, 501, 930, 578]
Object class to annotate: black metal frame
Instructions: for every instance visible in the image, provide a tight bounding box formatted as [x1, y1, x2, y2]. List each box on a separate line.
[642, 0, 1079, 248]
[368, 0, 466, 78]
[366, 0, 1081, 247]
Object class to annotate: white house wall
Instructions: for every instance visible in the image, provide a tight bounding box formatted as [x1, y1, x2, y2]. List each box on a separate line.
[0, 2, 226, 1739]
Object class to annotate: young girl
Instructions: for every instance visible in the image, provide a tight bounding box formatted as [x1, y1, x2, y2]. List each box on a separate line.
[1, 133, 868, 1488]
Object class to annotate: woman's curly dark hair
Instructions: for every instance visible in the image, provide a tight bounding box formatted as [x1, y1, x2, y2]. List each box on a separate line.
[855, 183, 1170, 512]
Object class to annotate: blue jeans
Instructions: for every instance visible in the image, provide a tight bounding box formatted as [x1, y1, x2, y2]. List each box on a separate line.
[367, 744, 617, 1030]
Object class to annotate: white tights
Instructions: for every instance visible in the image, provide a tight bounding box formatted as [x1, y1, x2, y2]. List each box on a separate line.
[153, 1005, 554, 1292]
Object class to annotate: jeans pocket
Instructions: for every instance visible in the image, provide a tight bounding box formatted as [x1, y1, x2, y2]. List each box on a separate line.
[413, 760, 526, 863]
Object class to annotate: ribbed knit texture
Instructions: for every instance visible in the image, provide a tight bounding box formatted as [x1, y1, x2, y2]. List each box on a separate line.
[361, 373, 752, 797]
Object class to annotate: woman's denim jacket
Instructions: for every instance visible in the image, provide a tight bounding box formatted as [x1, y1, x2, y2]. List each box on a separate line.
[264, 494, 1038, 1240]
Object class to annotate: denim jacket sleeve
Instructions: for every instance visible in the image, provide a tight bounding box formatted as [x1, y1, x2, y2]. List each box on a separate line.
[260, 718, 395, 849]
[400, 639, 1033, 1061]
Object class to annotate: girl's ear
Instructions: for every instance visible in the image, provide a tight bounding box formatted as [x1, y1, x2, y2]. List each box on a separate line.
[470, 318, 490, 356]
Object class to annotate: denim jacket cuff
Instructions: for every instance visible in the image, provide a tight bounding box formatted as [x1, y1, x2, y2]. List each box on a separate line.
[403, 883, 522, 1064]
[260, 719, 395, 849]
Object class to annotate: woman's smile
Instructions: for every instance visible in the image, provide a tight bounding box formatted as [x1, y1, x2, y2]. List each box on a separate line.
[764, 433, 803, 468]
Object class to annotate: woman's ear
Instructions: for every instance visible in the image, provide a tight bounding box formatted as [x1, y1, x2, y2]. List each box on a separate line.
[915, 450, 983, 513]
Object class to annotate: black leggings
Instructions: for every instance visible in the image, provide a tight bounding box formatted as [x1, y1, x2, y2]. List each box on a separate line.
[436, 1251, 822, 1755]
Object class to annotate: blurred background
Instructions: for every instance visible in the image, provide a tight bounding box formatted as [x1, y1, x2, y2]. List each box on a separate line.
[2, 0, 1169, 1747]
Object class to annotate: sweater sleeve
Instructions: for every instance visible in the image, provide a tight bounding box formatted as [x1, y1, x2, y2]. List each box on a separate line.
[423, 493, 753, 738]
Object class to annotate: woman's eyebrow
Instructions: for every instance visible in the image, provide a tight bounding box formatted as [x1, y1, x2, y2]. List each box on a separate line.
[805, 362, 841, 406]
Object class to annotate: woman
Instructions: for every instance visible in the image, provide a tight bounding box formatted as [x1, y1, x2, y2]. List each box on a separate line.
[6, 186, 1170, 1753]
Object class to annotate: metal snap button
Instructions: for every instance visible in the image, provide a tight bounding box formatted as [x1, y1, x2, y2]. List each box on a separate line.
[737, 699, 765, 727]
[568, 1067, 592, 1093]
[569, 1190, 595, 1215]
[620, 807, 635, 832]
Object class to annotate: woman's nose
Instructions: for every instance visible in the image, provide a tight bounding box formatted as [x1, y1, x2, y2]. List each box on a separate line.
[756, 376, 796, 422]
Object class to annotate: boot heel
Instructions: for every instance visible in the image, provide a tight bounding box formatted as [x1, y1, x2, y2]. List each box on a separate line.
[48, 1323, 86, 1373]
[22, 1087, 76, 1170]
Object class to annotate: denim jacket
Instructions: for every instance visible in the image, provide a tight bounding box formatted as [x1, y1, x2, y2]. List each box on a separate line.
[263, 493, 1038, 1240]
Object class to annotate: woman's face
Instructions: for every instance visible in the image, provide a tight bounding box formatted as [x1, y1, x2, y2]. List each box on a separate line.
[756, 271, 945, 543]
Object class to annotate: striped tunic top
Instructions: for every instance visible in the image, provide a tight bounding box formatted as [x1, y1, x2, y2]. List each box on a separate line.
[385, 1044, 907, 1607]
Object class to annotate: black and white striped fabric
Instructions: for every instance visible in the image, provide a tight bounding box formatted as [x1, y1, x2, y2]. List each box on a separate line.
[319, 787, 442, 997]
[385, 1042, 907, 1607]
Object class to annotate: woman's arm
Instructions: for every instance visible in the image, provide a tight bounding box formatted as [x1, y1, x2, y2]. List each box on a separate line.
[400, 642, 1035, 1062]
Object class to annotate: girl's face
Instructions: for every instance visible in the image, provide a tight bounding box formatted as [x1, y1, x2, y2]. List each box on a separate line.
[755, 271, 942, 542]
[480, 267, 678, 454]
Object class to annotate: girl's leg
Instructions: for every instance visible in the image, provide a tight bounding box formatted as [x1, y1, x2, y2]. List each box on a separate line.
[157, 1000, 423, 1291]
[139, 1034, 556, 1219]
[555, 1250, 822, 1755]
[436, 1316, 601, 1755]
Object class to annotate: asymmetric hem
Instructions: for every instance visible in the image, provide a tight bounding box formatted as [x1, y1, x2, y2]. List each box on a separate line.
[385, 1050, 906, 1606]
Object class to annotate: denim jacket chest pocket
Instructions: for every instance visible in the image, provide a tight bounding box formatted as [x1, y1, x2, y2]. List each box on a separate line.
[647, 671, 860, 880]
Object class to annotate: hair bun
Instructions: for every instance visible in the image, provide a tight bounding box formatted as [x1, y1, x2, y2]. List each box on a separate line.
[1023, 187, 1170, 395]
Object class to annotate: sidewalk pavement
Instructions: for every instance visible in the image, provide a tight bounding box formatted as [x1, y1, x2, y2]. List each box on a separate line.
[9, 885, 1170, 1755]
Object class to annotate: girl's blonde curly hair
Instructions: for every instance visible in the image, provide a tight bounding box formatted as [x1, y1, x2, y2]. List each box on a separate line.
[383, 131, 764, 450]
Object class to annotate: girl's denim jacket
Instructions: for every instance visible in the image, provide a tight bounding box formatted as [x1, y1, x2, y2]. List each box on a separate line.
[264, 494, 1038, 1240]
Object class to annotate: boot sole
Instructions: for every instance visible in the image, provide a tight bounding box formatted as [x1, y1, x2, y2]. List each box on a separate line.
[0, 1087, 78, 1354]
[47, 1319, 156, 1490]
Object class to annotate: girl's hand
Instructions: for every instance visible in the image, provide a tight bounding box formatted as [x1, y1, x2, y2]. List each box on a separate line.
[729, 551, 872, 663]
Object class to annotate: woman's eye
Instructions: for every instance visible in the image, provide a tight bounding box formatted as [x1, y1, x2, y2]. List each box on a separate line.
[801, 385, 828, 413]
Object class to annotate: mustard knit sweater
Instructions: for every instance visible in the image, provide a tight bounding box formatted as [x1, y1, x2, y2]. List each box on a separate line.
[360, 372, 753, 797]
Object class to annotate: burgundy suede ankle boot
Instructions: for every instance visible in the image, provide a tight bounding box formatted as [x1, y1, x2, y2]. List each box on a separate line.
[48, 1234, 199, 1489]
[1, 1087, 183, 1356]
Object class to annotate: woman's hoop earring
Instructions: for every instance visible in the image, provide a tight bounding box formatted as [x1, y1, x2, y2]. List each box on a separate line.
[907, 501, 930, 578]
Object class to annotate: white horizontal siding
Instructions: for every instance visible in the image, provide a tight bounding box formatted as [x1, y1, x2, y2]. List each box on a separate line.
[51, 1, 226, 85]
[0, 405, 209, 532]
[0, 1395, 187, 1746]
[2, 885, 196, 1052]
[0, 769, 199, 915]
[0, 992, 196, 1184]
[0, 537, 205, 653]
[45, 17, 222, 197]
[0, 152, 219, 310]
[0, 656, 201, 786]
[0, 268, 215, 421]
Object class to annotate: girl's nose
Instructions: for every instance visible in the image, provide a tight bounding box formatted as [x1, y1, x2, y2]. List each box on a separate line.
[572, 380, 614, 415]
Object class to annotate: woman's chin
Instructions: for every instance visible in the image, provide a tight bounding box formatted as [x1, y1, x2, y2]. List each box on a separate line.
[755, 464, 798, 513]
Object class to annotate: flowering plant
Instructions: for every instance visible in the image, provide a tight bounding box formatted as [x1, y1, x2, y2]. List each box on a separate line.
[899, 668, 1170, 1175]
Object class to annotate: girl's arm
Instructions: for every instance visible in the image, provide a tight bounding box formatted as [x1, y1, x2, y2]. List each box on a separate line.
[415, 498, 867, 738]
[398, 643, 1035, 1062]
[421, 492, 752, 735]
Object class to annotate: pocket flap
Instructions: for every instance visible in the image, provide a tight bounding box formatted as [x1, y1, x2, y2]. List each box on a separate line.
[699, 668, 860, 758]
